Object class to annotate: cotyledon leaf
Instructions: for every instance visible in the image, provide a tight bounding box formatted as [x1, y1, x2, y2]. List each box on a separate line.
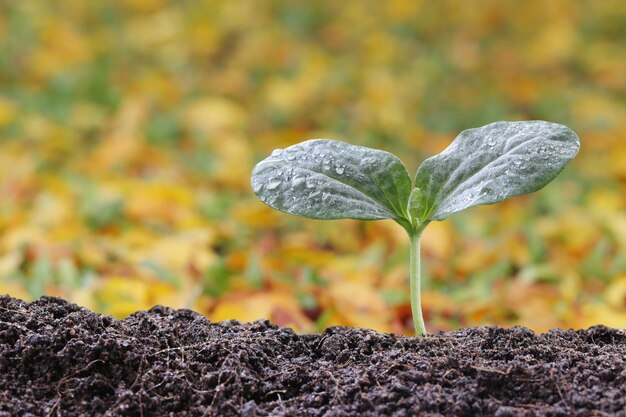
[251, 140, 412, 221]
[411, 121, 580, 222]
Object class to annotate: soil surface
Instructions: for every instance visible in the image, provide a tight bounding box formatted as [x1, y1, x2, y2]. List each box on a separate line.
[0, 295, 624, 417]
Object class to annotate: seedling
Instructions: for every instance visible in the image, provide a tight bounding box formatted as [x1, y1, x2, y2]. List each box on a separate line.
[251, 121, 580, 335]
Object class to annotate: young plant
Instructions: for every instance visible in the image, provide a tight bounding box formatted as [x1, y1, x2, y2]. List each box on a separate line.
[251, 121, 580, 335]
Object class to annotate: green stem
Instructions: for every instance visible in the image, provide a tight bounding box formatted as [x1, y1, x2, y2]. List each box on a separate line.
[409, 232, 427, 336]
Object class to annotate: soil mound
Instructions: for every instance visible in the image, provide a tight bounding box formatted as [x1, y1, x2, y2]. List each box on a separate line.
[0, 295, 624, 416]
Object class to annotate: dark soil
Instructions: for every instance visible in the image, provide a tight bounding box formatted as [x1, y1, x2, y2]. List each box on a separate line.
[0, 295, 624, 417]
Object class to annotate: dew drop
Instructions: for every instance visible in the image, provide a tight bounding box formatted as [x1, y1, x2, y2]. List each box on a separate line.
[306, 178, 317, 188]
[267, 177, 282, 190]
[286, 153, 296, 161]
[292, 174, 306, 186]
[335, 166, 345, 175]
[271, 149, 283, 157]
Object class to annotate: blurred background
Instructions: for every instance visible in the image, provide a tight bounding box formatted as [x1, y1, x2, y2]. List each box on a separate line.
[0, 0, 625, 334]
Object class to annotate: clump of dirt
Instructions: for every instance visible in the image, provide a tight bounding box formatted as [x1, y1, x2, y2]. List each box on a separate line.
[0, 295, 624, 416]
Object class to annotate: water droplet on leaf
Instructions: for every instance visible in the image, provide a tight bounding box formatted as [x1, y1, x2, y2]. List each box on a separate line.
[267, 177, 282, 190]
[292, 175, 306, 186]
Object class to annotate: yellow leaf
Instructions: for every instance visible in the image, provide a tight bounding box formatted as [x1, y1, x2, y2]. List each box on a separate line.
[70, 287, 96, 312]
[139, 230, 216, 277]
[559, 271, 582, 304]
[609, 215, 626, 251]
[122, 0, 165, 13]
[421, 220, 454, 259]
[454, 242, 497, 277]
[232, 201, 279, 229]
[211, 135, 253, 188]
[504, 281, 564, 332]
[96, 276, 153, 318]
[536, 209, 599, 255]
[329, 281, 390, 332]
[31, 23, 91, 78]
[581, 304, 626, 329]
[124, 181, 197, 227]
[148, 282, 187, 310]
[183, 97, 245, 136]
[528, 19, 576, 67]
[0, 99, 16, 128]
[0, 250, 22, 278]
[605, 276, 626, 310]
[0, 281, 29, 301]
[587, 189, 624, 217]
[211, 292, 312, 332]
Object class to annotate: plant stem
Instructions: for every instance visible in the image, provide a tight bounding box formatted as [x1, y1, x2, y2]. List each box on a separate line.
[409, 232, 427, 336]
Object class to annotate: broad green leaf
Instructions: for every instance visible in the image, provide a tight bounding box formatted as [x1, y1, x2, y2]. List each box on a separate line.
[412, 121, 580, 222]
[251, 140, 411, 220]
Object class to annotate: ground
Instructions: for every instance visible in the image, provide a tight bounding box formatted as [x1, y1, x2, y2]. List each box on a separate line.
[0, 295, 624, 416]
